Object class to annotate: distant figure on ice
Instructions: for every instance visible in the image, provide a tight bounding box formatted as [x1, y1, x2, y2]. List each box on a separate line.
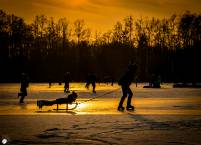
[144, 74, 161, 88]
[58, 81, 62, 86]
[48, 75, 52, 88]
[103, 75, 114, 86]
[85, 73, 96, 93]
[118, 63, 138, 111]
[111, 77, 114, 86]
[154, 75, 161, 88]
[49, 81, 52, 88]
[64, 72, 71, 93]
[18, 73, 29, 104]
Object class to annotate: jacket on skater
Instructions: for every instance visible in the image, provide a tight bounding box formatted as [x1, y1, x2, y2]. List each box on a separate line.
[118, 63, 138, 111]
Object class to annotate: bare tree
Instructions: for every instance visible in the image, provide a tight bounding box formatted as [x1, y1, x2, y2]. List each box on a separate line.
[73, 19, 91, 44]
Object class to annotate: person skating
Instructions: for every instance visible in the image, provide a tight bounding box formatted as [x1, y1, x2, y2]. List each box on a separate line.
[64, 72, 71, 93]
[85, 73, 96, 93]
[18, 73, 29, 104]
[118, 63, 138, 111]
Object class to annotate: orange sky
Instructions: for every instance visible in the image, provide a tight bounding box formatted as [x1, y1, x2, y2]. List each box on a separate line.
[0, 0, 201, 32]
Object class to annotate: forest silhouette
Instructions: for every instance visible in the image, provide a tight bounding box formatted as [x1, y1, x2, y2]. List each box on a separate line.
[0, 9, 200, 83]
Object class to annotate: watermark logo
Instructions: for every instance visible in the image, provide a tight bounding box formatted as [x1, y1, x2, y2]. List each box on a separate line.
[1, 138, 8, 144]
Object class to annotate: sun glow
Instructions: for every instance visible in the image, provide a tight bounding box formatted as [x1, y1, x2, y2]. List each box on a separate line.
[77, 103, 88, 110]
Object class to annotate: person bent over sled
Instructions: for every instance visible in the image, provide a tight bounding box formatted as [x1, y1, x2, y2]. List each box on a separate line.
[37, 91, 77, 109]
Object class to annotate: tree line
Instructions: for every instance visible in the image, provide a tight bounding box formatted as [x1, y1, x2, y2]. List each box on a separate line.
[0, 9, 200, 83]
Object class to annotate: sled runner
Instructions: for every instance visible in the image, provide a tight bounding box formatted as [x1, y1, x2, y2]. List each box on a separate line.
[53, 102, 78, 111]
[37, 91, 78, 111]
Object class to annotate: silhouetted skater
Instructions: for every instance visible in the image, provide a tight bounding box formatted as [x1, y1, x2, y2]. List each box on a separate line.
[85, 73, 96, 93]
[111, 77, 114, 86]
[64, 72, 71, 93]
[118, 63, 138, 111]
[48, 75, 52, 88]
[18, 73, 29, 104]
[49, 81, 52, 88]
[103, 76, 114, 86]
[144, 74, 161, 88]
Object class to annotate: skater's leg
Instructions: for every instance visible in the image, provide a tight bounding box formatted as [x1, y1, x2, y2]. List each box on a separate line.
[92, 83, 96, 93]
[64, 83, 67, 92]
[118, 86, 127, 110]
[19, 88, 27, 104]
[119, 96, 126, 107]
[127, 88, 133, 106]
[85, 82, 89, 89]
[18, 92, 22, 98]
[126, 88, 134, 110]
[67, 83, 70, 92]
[19, 95, 25, 103]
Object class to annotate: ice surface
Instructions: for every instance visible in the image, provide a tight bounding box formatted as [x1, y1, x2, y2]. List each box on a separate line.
[0, 83, 201, 115]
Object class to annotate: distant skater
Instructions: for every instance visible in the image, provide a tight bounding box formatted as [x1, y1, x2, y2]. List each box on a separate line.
[118, 63, 138, 111]
[48, 75, 52, 88]
[85, 73, 96, 93]
[111, 77, 114, 86]
[49, 81, 52, 88]
[144, 74, 161, 88]
[103, 76, 114, 86]
[18, 73, 29, 104]
[64, 72, 71, 93]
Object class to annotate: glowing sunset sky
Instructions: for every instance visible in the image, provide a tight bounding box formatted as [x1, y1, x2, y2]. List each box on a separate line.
[0, 0, 201, 32]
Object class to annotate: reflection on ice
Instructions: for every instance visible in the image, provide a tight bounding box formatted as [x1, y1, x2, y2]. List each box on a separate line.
[77, 103, 88, 110]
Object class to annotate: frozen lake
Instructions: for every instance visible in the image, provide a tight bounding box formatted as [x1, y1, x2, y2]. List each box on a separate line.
[1, 83, 201, 144]
[0, 83, 201, 115]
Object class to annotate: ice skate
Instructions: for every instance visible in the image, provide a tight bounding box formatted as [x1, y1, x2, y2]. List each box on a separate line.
[64, 90, 70, 93]
[126, 105, 135, 111]
[117, 106, 125, 111]
[19, 101, 24, 104]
